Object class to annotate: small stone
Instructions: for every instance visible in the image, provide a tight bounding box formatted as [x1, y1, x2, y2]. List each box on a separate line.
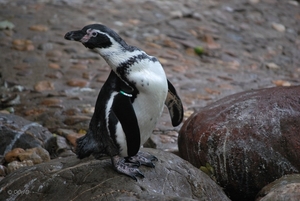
[17, 147, 50, 164]
[45, 71, 63, 79]
[4, 148, 25, 163]
[0, 20, 15, 30]
[170, 10, 183, 18]
[48, 63, 60, 69]
[271, 22, 286, 32]
[46, 50, 63, 58]
[82, 72, 93, 80]
[40, 98, 62, 106]
[7, 160, 34, 174]
[272, 80, 291, 87]
[12, 39, 34, 51]
[288, 1, 298, 6]
[38, 42, 53, 51]
[29, 25, 48, 32]
[35, 80, 55, 91]
[266, 62, 280, 69]
[71, 64, 88, 70]
[67, 79, 88, 87]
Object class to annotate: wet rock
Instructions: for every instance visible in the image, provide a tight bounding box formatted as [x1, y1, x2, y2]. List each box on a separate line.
[256, 174, 300, 201]
[0, 113, 53, 156]
[0, 148, 230, 201]
[178, 86, 300, 201]
[0, 165, 7, 177]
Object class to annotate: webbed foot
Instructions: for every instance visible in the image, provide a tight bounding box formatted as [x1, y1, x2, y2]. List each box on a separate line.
[126, 151, 158, 168]
[112, 156, 144, 181]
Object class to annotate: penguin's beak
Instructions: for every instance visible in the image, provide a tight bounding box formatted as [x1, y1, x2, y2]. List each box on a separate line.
[64, 30, 85, 41]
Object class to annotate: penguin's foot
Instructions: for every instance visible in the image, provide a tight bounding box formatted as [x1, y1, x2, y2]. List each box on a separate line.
[126, 151, 158, 168]
[111, 155, 144, 181]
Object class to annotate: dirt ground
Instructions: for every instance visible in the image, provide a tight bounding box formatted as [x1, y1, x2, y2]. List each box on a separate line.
[0, 0, 299, 151]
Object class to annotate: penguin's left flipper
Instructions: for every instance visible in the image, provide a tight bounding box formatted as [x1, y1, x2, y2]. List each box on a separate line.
[165, 80, 184, 127]
[112, 87, 141, 157]
[126, 151, 158, 168]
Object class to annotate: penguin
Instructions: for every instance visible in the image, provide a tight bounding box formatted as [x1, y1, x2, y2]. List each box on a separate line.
[64, 24, 183, 180]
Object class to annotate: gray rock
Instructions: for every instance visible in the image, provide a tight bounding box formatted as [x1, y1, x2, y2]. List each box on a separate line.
[256, 174, 300, 201]
[0, 148, 230, 201]
[0, 113, 54, 156]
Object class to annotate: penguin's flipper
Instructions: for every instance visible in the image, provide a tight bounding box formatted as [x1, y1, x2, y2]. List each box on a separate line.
[165, 79, 184, 127]
[111, 88, 141, 157]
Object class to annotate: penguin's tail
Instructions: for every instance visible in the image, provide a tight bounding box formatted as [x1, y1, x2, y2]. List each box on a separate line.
[76, 130, 99, 159]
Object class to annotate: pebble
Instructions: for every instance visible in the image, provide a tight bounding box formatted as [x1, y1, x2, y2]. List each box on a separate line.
[45, 71, 63, 79]
[46, 50, 63, 58]
[0, 20, 15, 30]
[271, 22, 286, 32]
[170, 10, 183, 18]
[34, 80, 55, 91]
[266, 62, 280, 69]
[71, 64, 88, 70]
[29, 25, 49, 32]
[48, 63, 61, 69]
[4, 148, 25, 163]
[66, 79, 89, 87]
[38, 42, 53, 51]
[40, 98, 62, 106]
[7, 160, 34, 174]
[17, 147, 50, 164]
[272, 80, 291, 87]
[12, 39, 34, 51]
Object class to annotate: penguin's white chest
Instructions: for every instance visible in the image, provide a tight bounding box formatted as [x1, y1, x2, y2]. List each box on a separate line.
[131, 61, 168, 145]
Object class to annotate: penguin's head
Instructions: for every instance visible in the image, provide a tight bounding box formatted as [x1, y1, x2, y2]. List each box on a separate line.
[64, 24, 124, 49]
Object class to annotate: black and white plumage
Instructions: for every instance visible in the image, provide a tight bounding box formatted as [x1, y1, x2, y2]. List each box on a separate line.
[64, 24, 183, 180]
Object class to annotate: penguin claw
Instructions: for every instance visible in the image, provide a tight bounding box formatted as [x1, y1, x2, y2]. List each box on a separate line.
[127, 151, 158, 168]
[112, 156, 144, 181]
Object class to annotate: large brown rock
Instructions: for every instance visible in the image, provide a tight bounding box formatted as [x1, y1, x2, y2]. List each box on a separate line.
[0, 148, 230, 201]
[178, 86, 300, 201]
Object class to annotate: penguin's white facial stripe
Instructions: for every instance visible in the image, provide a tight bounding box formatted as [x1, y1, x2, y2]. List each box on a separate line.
[80, 29, 102, 43]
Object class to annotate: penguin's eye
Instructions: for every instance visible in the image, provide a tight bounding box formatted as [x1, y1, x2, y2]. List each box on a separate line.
[91, 31, 98, 37]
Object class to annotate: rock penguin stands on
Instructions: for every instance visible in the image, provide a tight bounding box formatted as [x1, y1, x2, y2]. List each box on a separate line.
[64, 24, 183, 180]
